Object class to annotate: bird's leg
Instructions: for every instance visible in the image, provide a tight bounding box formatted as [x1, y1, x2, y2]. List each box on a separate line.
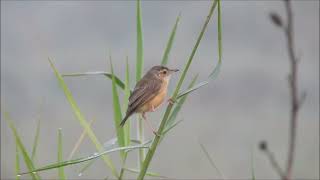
[142, 112, 160, 137]
[151, 105, 156, 112]
[167, 97, 176, 105]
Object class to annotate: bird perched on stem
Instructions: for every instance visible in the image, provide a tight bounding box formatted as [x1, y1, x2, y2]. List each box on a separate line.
[120, 65, 179, 136]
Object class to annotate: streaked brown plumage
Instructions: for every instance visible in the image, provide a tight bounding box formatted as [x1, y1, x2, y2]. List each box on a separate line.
[120, 65, 178, 134]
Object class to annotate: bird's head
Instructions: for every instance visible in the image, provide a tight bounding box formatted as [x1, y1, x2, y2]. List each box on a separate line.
[150, 65, 179, 80]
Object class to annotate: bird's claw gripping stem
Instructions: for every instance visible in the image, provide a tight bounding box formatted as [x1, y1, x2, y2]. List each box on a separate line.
[153, 131, 161, 137]
[168, 98, 176, 105]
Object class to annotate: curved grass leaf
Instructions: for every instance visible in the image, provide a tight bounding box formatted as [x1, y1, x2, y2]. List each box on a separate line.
[4, 112, 40, 180]
[62, 71, 127, 92]
[48, 58, 119, 178]
[18, 145, 149, 176]
[161, 13, 181, 66]
[177, 81, 208, 100]
[57, 129, 66, 180]
[110, 57, 125, 159]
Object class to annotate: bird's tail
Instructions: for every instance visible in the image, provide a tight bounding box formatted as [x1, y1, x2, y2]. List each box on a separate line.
[119, 113, 131, 127]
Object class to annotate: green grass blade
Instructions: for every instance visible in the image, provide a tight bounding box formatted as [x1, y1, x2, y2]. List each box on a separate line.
[199, 143, 225, 179]
[161, 13, 181, 66]
[110, 57, 125, 158]
[62, 71, 127, 92]
[170, 0, 218, 100]
[78, 137, 118, 177]
[136, 0, 144, 82]
[162, 119, 183, 136]
[57, 128, 66, 180]
[123, 57, 131, 146]
[124, 168, 167, 178]
[31, 118, 41, 161]
[68, 118, 95, 160]
[177, 81, 208, 100]
[19, 145, 149, 176]
[119, 56, 132, 180]
[177, 0, 222, 100]
[136, 0, 145, 169]
[48, 58, 119, 178]
[31, 98, 44, 161]
[4, 112, 40, 180]
[15, 141, 20, 180]
[137, 1, 219, 179]
[78, 138, 152, 177]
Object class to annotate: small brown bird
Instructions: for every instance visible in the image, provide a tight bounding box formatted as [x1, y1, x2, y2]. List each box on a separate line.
[120, 65, 179, 135]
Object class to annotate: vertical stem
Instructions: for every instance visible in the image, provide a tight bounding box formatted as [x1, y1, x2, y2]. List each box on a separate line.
[137, 1, 218, 179]
[15, 143, 20, 180]
[135, 0, 145, 169]
[284, 0, 299, 179]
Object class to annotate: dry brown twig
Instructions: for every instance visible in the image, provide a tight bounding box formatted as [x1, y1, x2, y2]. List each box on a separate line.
[260, 0, 305, 179]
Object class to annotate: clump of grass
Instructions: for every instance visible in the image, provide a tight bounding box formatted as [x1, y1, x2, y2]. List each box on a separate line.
[4, 0, 222, 179]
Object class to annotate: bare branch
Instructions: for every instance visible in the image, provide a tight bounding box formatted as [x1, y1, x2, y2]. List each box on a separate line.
[259, 141, 285, 179]
[262, 0, 304, 179]
[283, 0, 301, 179]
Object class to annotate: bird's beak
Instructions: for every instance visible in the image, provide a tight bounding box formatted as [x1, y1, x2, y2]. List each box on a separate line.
[169, 69, 179, 73]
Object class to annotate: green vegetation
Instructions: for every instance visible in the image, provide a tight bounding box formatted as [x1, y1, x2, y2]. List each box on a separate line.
[4, 0, 222, 179]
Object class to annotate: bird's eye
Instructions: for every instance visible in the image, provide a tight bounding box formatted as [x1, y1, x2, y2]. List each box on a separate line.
[162, 70, 167, 74]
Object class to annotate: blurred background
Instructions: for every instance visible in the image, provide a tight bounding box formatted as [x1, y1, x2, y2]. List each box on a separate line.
[1, 1, 319, 179]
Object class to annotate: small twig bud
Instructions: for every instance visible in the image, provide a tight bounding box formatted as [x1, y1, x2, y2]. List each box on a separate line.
[270, 12, 283, 27]
[259, 141, 268, 151]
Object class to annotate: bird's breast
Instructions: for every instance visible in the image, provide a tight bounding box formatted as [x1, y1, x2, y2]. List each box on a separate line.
[140, 79, 168, 112]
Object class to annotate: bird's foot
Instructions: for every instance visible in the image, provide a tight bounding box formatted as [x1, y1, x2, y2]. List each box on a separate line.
[153, 130, 161, 137]
[167, 98, 176, 105]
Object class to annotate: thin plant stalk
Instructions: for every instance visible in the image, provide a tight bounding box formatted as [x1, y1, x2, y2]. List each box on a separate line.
[15, 142, 20, 180]
[68, 119, 95, 160]
[284, 0, 300, 179]
[137, 115, 145, 167]
[135, 0, 145, 169]
[57, 128, 66, 180]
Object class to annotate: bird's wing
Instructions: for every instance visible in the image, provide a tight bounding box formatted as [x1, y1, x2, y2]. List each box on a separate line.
[127, 77, 162, 114]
